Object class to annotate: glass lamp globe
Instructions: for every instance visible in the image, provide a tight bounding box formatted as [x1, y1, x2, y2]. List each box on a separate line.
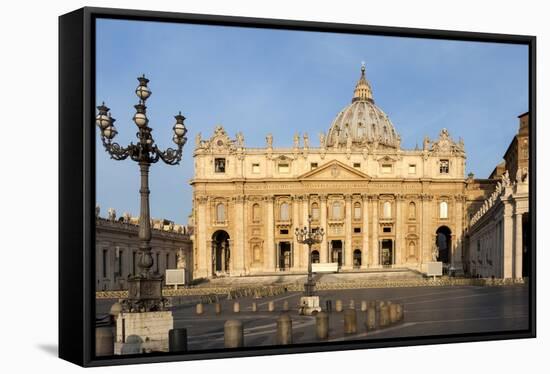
[133, 112, 148, 128]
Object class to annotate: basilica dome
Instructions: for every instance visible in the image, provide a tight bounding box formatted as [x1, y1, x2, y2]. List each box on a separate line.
[326, 65, 400, 149]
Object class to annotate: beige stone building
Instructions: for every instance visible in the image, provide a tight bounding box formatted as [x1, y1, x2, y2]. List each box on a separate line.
[189, 65, 526, 279]
[95, 207, 193, 291]
[465, 113, 530, 279]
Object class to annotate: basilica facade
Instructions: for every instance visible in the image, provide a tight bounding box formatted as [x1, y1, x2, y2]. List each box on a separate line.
[190, 65, 499, 279]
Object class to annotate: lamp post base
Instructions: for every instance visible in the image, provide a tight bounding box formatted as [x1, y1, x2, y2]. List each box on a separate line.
[299, 296, 321, 315]
[124, 274, 167, 312]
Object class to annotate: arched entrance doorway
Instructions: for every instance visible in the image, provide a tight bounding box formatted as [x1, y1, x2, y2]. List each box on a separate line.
[212, 230, 230, 275]
[353, 249, 361, 268]
[331, 240, 343, 267]
[435, 226, 451, 264]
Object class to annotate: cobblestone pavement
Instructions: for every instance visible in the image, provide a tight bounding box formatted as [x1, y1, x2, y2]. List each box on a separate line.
[97, 284, 529, 351]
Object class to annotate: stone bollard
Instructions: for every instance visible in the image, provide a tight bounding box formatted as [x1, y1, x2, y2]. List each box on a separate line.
[361, 301, 367, 312]
[366, 307, 377, 331]
[95, 326, 114, 356]
[389, 303, 398, 324]
[224, 320, 244, 348]
[196, 303, 204, 315]
[252, 302, 257, 312]
[215, 302, 222, 315]
[268, 301, 275, 312]
[396, 303, 404, 321]
[349, 299, 355, 310]
[282, 300, 289, 312]
[316, 311, 329, 340]
[379, 305, 390, 328]
[233, 301, 240, 313]
[344, 309, 357, 334]
[335, 299, 343, 312]
[276, 314, 293, 345]
[169, 328, 188, 352]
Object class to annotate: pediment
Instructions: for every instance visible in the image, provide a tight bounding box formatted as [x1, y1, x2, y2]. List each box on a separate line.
[299, 160, 370, 180]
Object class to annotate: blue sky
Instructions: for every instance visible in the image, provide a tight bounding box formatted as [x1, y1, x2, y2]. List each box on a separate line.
[96, 18, 528, 224]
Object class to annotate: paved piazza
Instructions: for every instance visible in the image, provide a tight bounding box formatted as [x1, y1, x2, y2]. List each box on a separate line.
[97, 284, 529, 350]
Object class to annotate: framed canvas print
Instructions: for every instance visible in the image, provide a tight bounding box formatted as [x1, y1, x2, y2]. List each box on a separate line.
[59, 6, 536, 367]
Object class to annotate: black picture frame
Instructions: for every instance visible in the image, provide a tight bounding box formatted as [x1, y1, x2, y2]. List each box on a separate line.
[59, 6, 536, 367]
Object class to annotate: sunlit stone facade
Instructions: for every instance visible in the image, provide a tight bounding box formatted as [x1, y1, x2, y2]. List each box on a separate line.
[190, 66, 518, 279]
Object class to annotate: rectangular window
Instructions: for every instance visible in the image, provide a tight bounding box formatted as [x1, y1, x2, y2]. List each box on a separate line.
[440, 159, 449, 174]
[155, 253, 160, 273]
[383, 227, 392, 233]
[353, 162, 361, 168]
[354, 227, 361, 233]
[117, 250, 123, 276]
[102, 249, 107, 278]
[310, 162, 318, 170]
[354, 205, 361, 220]
[215, 158, 226, 173]
[278, 163, 289, 173]
[280, 229, 289, 235]
[408, 164, 416, 174]
[252, 163, 260, 173]
[382, 164, 392, 173]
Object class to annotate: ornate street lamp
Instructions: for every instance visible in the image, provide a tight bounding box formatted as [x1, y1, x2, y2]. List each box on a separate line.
[295, 215, 324, 297]
[96, 75, 187, 312]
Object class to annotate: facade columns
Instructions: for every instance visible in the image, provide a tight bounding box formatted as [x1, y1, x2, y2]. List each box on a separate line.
[302, 195, 310, 271]
[233, 195, 246, 275]
[371, 195, 379, 267]
[344, 194, 353, 270]
[196, 196, 209, 278]
[514, 212, 523, 279]
[453, 195, 465, 272]
[395, 195, 403, 265]
[292, 195, 302, 270]
[320, 195, 328, 263]
[361, 194, 369, 269]
[265, 195, 275, 272]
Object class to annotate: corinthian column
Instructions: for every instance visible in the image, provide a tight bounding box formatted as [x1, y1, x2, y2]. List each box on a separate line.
[344, 194, 353, 270]
[371, 195, 379, 267]
[265, 195, 275, 272]
[361, 193, 369, 269]
[196, 196, 209, 278]
[302, 194, 310, 271]
[292, 195, 302, 270]
[514, 212, 523, 279]
[320, 194, 328, 263]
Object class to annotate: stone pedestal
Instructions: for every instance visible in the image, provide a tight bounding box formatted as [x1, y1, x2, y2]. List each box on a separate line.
[299, 296, 321, 315]
[114, 311, 173, 355]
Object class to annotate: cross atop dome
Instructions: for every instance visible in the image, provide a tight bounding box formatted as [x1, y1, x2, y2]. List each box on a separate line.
[352, 62, 374, 103]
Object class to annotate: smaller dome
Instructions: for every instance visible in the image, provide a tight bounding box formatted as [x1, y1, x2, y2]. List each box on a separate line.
[326, 64, 400, 149]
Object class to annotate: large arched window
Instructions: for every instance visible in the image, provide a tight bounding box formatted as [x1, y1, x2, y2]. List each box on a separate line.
[280, 202, 290, 221]
[440, 201, 448, 219]
[408, 202, 416, 219]
[252, 203, 260, 222]
[332, 201, 342, 220]
[311, 202, 320, 221]
[383, 201, 392, 219]
[216, 203, 226, 222]
[354, 202, 362, 220]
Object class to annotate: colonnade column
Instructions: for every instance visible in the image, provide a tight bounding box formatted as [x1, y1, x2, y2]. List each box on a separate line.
[320, 195, 328, 263]
[265, 195, 275, 272]
[361, 193, 369, 269]
[514, 212, 523, 279]
[502, 200, 514, 279]
[344, 194, 353, 270]
[371, 195, 379, 267]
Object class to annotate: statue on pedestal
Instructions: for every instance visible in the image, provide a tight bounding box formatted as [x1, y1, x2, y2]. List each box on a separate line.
[431, 244, 439, 262]
[177, 249, 186, 269]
